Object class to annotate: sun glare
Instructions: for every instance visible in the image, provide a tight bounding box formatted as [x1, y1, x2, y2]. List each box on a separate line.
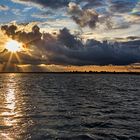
[5, 40, 22, 53]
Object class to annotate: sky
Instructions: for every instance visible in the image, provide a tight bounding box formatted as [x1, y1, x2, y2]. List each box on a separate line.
[0, 0, 140, 72]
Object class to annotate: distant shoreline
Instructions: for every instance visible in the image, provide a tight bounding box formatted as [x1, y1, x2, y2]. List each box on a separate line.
[0, 72, 140, 75]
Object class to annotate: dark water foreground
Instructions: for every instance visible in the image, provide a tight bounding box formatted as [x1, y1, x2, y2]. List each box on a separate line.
[0, 74, 140, 140]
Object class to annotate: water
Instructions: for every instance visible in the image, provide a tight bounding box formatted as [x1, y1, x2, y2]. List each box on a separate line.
[0, 73, 140, 140]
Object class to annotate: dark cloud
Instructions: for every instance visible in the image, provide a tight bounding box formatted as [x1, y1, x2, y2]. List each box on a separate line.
[12, 0, 138, 14]
[11, 0, 105, 9]
[127, 36, 140, 40]
[1, 24, 140, 65]
[131, 11, 140, 16]
[47, 39, 140, 65]
[11, 0, 71, 8]
[31, 0, 69, 8]
[68, 2, 99, 28]
[68, 2, 130, 30]
[57, 28, 83, 49]
[80, 0, 106, 9]
[0, 5, 9, 11]
[1, 25, 17, 36]
[1, 24, 42, 44]
[114, 36, 140, 41]
[109, 0, 138, 13]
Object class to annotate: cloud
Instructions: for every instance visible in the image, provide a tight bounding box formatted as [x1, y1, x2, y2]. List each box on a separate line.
[22, 7, 32, 12]
[131, 2, 140, 16]
[1, 24, 140, 65]
[1, 24, 42, 44]
[81, 0, 106, 8]
[57, 28, 83, 49]
[31, 11, 54, 19]
[12, 8, 21, 16]
[11, 0, 138, 14]
[0, 5, 9, 11]
[67, 2, 130, 30]
[9, 0, 140, 31]
[11, 0, 71, 9]
[11, 0, 107, 9]
[132, 11, 140, 16]
[1, 25, 17, 37]
[127, 36, 140, 40]
[109, 0, 138, 13]
[68, 2, 99, 28]
[109, 16, 130, 29]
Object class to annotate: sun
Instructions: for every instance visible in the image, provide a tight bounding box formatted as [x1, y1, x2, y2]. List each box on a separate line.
[5, 40, 22, 53]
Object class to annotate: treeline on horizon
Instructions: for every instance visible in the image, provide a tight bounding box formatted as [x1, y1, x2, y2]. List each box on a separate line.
[0, 71, 140, 74]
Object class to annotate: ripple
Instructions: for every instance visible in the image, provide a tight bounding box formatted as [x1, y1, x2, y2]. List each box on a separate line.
[57, 135, 94, 140]
[82, 122, 113, 128]
[0, 73, 139, 139]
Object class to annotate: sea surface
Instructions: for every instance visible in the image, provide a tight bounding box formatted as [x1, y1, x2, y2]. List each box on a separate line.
[0, 73, 140, 140]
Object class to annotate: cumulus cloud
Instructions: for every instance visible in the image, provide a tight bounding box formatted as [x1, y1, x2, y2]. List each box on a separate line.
[68, 2, 99, 28]
[0, 24, 140, 66]
[1, 24, 42, 44]
[57, 28, 83, 49]
[67, 2, 130, 30]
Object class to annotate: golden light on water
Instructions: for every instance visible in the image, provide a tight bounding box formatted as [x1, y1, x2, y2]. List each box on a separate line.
[0, 74, 29, 140]
[3, 85, 16, 116]
[5, 40, 22, 53]
[0, 74, 17, 140]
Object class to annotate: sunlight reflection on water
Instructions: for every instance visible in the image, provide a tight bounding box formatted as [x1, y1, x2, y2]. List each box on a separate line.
[3, 85, 16, 116]
[1, 74, 17, 139]
[0, 74, 32, 140]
